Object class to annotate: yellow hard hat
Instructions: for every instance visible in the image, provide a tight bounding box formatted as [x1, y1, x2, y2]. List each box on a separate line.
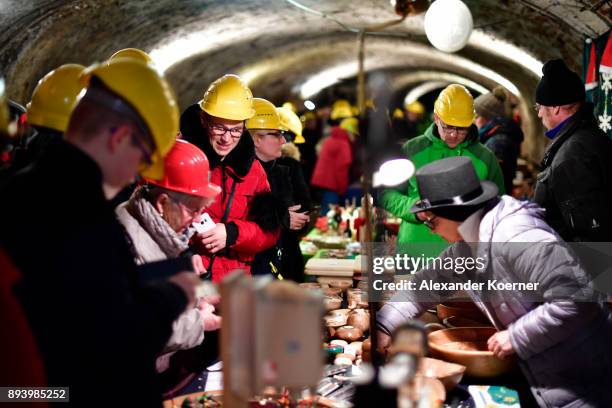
[80, 58, 179, 180]
[405, 100, 425, 115]
[282, 101, 297, 113]
[246, 98, 282, 130]
[0, 78, 9, 135]
[434, 84, 475, 127]
[199, 74, 254, 121]
[392, 108, 404, 119]
[26, 64, 86, 132]
[340, 117, 359, 136]
[109, 48, 153, 64]
[331, 99, 353, 120]
[301, 111, 316, 123]
[276, 106, 305, 143]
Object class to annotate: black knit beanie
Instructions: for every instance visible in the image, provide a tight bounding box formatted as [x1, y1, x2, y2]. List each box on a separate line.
[535, 59, 585, 106]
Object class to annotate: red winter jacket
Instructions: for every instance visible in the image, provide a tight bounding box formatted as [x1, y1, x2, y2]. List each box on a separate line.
[310, 126, 353, 195]
[180, 105, 281, 282]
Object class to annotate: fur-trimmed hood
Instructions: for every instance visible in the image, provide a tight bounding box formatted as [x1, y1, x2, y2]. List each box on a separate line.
[180, 103, 256, 180]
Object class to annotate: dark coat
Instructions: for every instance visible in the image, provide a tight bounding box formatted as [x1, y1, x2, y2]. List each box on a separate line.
[479, 117, 524, 193]
[253, 157, 312, 281]
[180, 104, 280, 282]
[0, 140, 187, 407]
[533, 103, 612, 242]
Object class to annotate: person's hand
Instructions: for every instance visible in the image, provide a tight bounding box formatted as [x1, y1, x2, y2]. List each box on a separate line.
[198, 224, 227, 254]
[288, 205, 309, 230]
[198, 298, 222, 331]
[191, 254, 207, 275]
[168, 272, 201, 309]
[487, 330, 515, 359]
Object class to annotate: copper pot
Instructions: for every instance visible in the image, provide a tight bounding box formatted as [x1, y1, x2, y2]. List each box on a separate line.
[436, 300, 488, 324]
[324, 312, 348, 328]
[323, 295, 342, 311]
[347, 288, 367, 309]
[347, 309, 369, 332]
[428, 328, 516, 378]
[335, 325, 364, 342]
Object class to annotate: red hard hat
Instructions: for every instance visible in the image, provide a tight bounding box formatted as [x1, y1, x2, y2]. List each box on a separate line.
[144, 139, 221, 198]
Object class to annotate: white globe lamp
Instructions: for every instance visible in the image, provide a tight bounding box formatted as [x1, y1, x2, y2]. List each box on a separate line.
[424, 0, 473, 53]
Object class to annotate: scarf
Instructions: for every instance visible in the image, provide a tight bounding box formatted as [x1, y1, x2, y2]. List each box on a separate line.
[127, 188, 189, 259]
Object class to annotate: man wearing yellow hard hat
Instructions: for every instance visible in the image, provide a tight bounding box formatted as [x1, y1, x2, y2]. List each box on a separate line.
[379, 84, 504, 258]
[244, 99, 312, 281]
[4, 64, 87, 173]
[0, 58, 202, 406]
[179, 74, 280, 282]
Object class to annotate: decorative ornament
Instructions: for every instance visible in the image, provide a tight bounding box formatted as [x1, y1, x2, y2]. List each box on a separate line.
[599, 112, 611, 133]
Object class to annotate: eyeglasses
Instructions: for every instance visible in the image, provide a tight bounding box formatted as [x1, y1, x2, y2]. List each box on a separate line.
[439, 121, 469, 135]
[423, 215, 437, 230]
[262, 130, 284, 139]
[110, 126, 153, 165]
[131, 133, 153, 165]
[169, 194, 202, 217]
[208, 123, 244, 138]
[281, 130, 294, 142]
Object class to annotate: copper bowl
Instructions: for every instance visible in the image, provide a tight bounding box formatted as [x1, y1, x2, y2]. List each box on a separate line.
[443, 316, 493, 329]
[328, 279, 353, 291]
[335, 325, 363, 342]
[324, 312, 348, 328]
[416, 357, 466, 391]
[322, 287, 343, 297]
[324, 295, 342, 311]
[428, 328, 516, 378]
[436, 300, 488, 324]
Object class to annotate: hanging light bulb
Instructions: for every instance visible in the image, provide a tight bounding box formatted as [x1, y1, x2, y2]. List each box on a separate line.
[389, 0, 429, 17]
[424, 0, 473, 53]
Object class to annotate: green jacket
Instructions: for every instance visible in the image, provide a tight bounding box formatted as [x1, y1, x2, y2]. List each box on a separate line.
[380, 123, 505, 257]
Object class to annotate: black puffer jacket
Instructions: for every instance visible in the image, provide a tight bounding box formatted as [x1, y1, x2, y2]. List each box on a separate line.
[479, 117, 524, 192]
[533, 103, 612, 242]
[253, 157, 312, 281]
[0, 140, 187, 406]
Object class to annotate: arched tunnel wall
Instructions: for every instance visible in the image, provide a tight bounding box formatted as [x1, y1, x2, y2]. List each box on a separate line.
[1, 0, 610, 163]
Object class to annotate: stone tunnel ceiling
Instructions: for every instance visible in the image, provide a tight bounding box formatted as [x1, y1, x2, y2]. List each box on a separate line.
[0, 0, 610, 161]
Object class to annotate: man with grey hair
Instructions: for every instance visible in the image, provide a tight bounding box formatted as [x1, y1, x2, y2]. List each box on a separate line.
[533, 58, 612, 242]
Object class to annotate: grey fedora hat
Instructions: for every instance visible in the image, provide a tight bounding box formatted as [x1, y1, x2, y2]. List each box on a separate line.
[410, 156, 498, 213]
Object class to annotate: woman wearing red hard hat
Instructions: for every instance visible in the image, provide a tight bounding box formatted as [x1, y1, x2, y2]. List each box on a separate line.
[116, 139, 221, 394]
